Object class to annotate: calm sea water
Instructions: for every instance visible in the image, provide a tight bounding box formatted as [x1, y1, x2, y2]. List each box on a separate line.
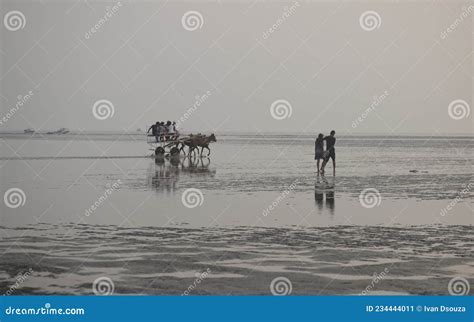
[0, 132, 472, 228]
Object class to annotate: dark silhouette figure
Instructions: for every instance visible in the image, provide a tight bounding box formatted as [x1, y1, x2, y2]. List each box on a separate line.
[321, 130, 336, 176]
[315, 133, 324, 173]
[147, 122, 160, 142]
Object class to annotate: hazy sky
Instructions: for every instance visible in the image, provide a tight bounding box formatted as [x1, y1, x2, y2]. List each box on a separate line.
[0, 0, 472, 134]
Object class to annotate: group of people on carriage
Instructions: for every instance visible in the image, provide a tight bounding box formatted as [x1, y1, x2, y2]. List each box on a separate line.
[147, 121, 180, 142]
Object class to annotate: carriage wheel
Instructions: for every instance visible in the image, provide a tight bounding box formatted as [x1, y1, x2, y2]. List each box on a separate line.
[170, 147, 179, 157]
[155, 147, 165, 156]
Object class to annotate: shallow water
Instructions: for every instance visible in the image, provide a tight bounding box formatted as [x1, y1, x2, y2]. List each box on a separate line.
[0, 133, 472, 294]
[1, 133, 472, 227]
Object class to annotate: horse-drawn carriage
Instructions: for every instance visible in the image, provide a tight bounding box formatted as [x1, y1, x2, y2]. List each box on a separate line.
[146, 135, 180, 157]
[147, 133, 216, 158]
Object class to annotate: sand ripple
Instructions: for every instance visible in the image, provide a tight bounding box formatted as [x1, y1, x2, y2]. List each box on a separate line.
[0, 223, 472, 295]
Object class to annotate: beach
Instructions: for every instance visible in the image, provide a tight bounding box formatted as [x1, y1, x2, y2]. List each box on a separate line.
[0, 132, 472, 295]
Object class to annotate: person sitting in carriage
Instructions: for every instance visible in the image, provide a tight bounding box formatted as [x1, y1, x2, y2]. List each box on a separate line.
[157, 122, 165, 142]
[160, 121, 169, 141]
[163, 121, 179, 141]
[172, 121, 179, 140]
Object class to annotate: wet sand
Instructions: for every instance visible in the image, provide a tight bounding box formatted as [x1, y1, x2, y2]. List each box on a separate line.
[0, 223, 472, 295]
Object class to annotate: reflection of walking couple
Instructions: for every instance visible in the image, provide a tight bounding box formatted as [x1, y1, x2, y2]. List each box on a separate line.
[314, 174, 335, 215]
[315, 130, 336, 175]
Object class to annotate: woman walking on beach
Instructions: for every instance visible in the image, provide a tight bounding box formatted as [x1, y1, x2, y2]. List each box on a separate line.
[315, 133, 324, 173]
[320, 130, 336, 176]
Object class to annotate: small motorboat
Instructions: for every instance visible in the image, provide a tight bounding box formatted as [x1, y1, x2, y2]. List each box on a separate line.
[47, 128, 69, 134]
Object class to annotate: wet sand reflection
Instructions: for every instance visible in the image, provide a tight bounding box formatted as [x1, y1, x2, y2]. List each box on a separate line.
[314, 174, 335, 216]
[149, 157, 216, 194]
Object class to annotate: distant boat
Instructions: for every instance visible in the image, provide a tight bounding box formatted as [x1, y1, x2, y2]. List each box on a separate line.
[46, 128, 70, 135]
[137, 128, 142, 132]
[24, 128, 35, 134]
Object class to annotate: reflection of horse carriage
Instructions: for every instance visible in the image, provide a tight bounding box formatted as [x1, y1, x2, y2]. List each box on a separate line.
[147, 133, 216, 157]
[149, 155, 216, 193]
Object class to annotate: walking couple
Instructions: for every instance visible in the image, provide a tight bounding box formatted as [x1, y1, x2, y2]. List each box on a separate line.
[315, 130, 336, 175]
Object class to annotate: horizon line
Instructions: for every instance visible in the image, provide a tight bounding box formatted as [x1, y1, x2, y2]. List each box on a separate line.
[0, 129, 473, 137]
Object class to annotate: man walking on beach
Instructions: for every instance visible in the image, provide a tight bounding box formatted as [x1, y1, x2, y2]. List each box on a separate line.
[321, 130, 336, 176]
